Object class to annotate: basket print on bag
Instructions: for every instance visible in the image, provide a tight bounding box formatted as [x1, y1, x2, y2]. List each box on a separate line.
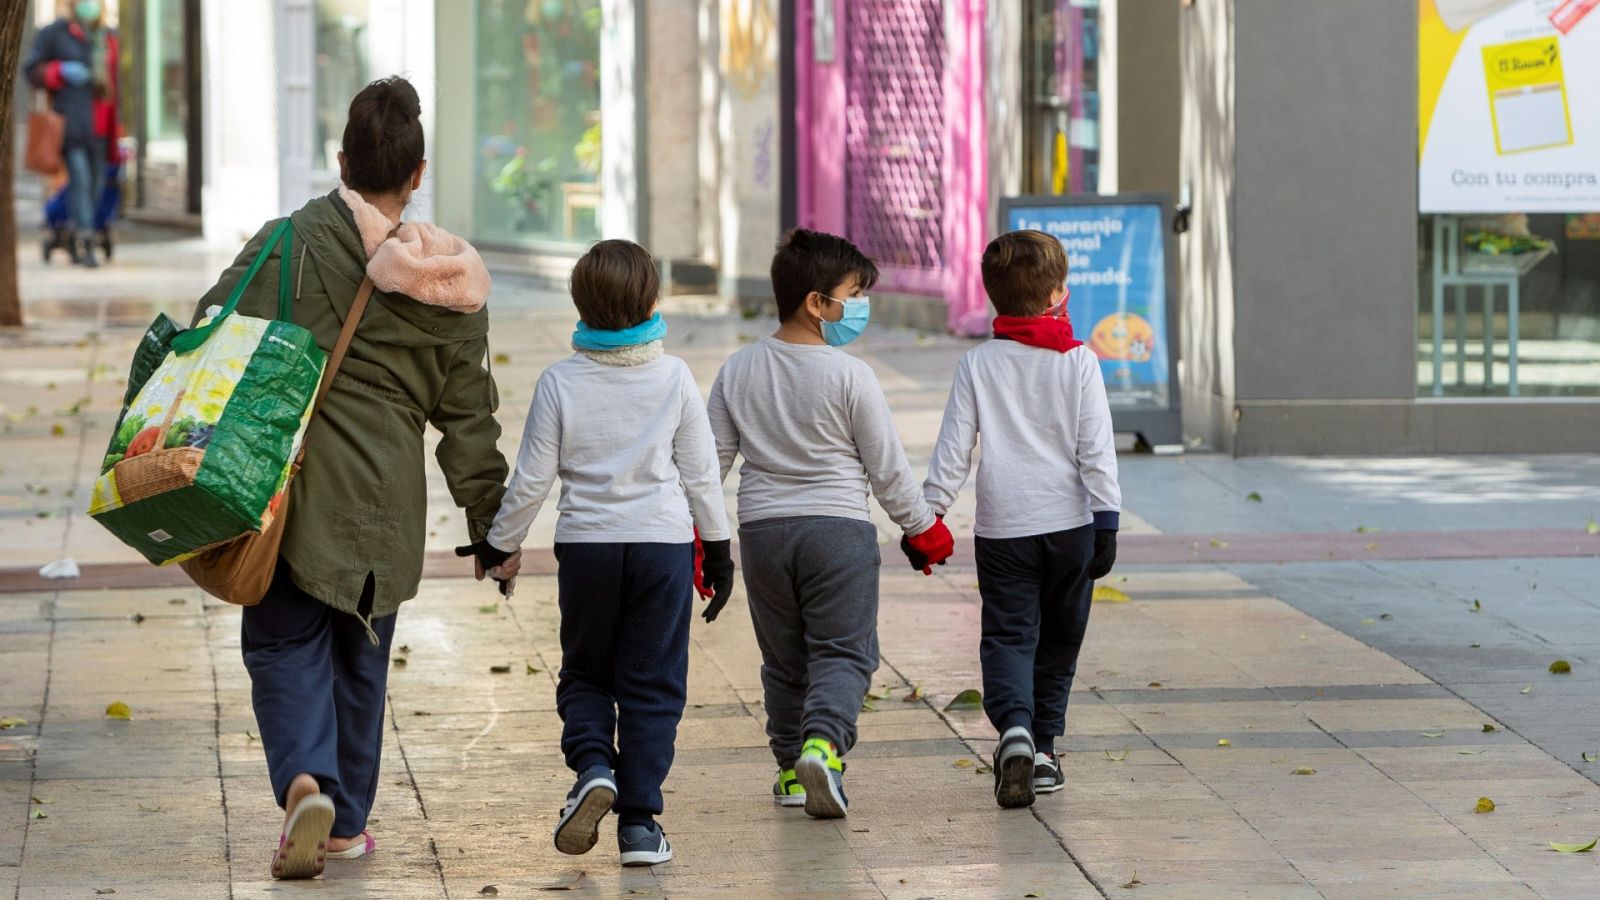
[88, 220, 326, 566]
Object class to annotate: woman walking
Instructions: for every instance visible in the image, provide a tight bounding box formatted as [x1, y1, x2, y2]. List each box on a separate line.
[191, 76, 513, 879]
[24, 0, 121, 268]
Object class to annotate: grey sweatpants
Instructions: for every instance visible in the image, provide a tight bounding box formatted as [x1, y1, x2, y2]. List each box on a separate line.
[738, 516, 880, 767]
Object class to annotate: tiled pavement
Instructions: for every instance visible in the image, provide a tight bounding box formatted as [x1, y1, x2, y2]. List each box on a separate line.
[4, 243, 1600, 897]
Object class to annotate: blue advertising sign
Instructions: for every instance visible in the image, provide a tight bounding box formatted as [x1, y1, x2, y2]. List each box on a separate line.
[1000, 193, 1182, 445]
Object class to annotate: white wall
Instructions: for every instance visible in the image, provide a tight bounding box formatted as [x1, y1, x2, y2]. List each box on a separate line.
[200, 0, 280, 244]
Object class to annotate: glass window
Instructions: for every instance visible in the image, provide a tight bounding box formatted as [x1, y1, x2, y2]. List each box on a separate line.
[1418, 213, 1600, 397]
[314, 0, 370, 172]
[145, 0, 185, 144]
[1023, 0, 1100, 196]
[473, 0, 603, 246]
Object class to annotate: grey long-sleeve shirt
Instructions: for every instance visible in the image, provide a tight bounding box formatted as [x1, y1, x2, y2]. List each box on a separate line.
[707, 336, 936, 533]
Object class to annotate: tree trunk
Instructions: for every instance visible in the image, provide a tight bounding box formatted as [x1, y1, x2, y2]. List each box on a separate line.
[0, 2, 33, 328]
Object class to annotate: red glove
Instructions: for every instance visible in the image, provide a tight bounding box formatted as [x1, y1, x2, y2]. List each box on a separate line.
[692, 527, 712, 599]
[904, 516, 955, 575]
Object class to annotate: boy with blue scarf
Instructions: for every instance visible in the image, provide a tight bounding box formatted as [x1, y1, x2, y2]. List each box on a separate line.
[706, 229, 954, 818]
[464, 240, 734, 866]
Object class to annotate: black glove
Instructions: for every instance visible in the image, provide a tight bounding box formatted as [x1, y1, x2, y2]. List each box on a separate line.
[698, 539, 735, 622]
[900, 533, 929, 572]
[455, 541, 515, 596]
[1089, 529, 1117, 580]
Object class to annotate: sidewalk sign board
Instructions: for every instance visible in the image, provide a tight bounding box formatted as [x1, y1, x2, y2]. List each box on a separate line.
[998, 192, 1183, 447]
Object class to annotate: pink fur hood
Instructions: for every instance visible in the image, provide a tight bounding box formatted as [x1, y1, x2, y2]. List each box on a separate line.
[338, 184, 491, 313]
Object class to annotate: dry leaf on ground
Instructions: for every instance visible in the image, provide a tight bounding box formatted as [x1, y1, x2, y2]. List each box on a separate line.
[1551, 838, 1598, 853]
[1092, 586, 1130, 603]
[1291, 767, 1316, 776]
[943, 689, 983, 711]
[1476, 797, 1496, 813]
[105, 702, 131, 720]
[1551, 660, 1573, 674]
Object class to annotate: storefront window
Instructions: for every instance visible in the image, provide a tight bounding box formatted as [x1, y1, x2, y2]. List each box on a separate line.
[1418, 214, 1600, 397]
[145, 0, 185, 144]
[473, 0, 603, 247]
[314, 0, 370, 172]
[1023, 0, 1100, 196]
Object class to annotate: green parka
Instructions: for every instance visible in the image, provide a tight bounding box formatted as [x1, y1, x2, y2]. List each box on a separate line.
[192, 191, 508, 619]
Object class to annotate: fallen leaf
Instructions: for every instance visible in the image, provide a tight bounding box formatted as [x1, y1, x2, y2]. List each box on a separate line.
[130, 613, 145, 624]
[1147, 681, 1163, 688]
[976, 765, 992, 774]
[1380, 613, 1394, 620]
[1356, 525, 1380, 534]
[1122, 871, 1143, 889]
[29, 808, 45, 819]
[479, 888, 499, 897]
[1246, 492, 1262, 502]
[860, 699, 876, 712]
[1589, 519, 1599, 536]
[50, 423, 66, 437]
[1104, 749, 1129, 762]
[902, 685, 924, 702]
[1551, 838, 1598, 853]
[94, 891, 115, 895]
[1217, 739, 1231, 747]
[0, 717, 26, 729]
[245, 730, 258, 742]
[399, 645, 412, 654]
[1475, 797, 1496, 813]
[29, 796, 49, 804]
[105, 701, 131, 720]
[492, 353, 511, 365]
[953, 758, 975, 768]
[1521, 685, 1533, 694]
[1025, 893, 1042, 898]
[489, 665, 512, 674]
[537, 870, 587, 890]
[1470, 642, 1481, 649]
[943, 689, 983, 711]
[1092, 586, 1131, 603]
[1360, 617, 1375, 625]
[393, 657, 408, 667]
[477, 603, 498, 614]
[1291, 767, 1316, 775]
[1471, 599, 1482, 613]
[1584, 751, 1598, 763]
[1209, 539, 1229, 549]
[1458, 749, 1486, 755]
[137, 803, 164, 813]
[526, 664, 542, 675]
[1422, 732, 1445, 738]
[167, 598, 185, 605]
[1551, 660, 1573, 674]
[1482, 723, 1497, 733]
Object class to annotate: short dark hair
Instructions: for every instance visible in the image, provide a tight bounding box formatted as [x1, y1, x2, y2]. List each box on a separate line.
[569, 240, 660, 330]
[342, 77, 425, 194]
[981, 230, 1068, 316]
[769, 229, 880, 322]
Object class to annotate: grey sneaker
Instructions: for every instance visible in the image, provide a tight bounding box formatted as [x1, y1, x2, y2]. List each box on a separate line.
[993, 726, 1037, 809]
[553, 767, 616, 856]
[1033, 751, 1064, 793]
[618, 822, 672, 866]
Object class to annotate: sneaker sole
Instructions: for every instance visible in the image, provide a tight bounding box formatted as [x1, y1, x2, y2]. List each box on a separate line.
[554, 782, 616, 856]
[794, 756, 846, 819]
[1033, 780, 1065, 794]
[620, 845, 672, 867]
[774, 794, 807, 808]
[996, 749, 1037, 809]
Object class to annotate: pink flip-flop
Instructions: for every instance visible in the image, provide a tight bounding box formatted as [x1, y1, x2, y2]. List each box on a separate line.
[326, 830, 376, 860]
[270, 793, 335, 879]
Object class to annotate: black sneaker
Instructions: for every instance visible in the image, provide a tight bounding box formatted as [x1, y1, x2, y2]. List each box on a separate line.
[1033, 751, 1064, 793]
[618, 821, 672, 866]
[993, 726, 1037, 809]
[553, 766, 617, 855]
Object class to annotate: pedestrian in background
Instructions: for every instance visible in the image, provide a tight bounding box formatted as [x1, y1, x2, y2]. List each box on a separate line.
[919, 229, 1121, 810]
[25, 0, 121, 268]
[464, 239, 736, 867]
[192, 76, 512, 879]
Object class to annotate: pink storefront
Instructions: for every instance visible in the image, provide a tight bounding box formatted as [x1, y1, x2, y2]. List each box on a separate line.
[794, 0, 991, 336]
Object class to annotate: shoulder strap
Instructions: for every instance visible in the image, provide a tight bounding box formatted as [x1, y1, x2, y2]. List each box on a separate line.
[294, 277, 374, 465]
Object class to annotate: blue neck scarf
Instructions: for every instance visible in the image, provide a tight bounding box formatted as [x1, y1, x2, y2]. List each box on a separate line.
[572, 313, 667, 351]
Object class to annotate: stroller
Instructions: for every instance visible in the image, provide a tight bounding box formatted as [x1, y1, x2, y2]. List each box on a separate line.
[42, 160, 123, 265]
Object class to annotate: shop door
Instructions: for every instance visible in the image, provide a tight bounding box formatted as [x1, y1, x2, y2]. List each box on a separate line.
[123, 0, 202, 216]
[1022, 0, 1101, 196]
[278, 0, 371, 212]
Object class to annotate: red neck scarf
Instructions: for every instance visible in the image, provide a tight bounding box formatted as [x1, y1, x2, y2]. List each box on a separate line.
[992, 313, 1083, 353]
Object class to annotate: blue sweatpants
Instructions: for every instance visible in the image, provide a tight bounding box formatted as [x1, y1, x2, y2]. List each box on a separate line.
[241, 565, 396, 837]
[554, 542, 693, 827]
[974, 524, 1096, 755]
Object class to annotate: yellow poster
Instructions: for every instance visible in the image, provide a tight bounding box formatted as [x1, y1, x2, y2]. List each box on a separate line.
[1418, 0, 1600, 212]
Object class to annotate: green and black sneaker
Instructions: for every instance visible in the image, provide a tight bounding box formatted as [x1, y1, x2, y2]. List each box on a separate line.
[772, 767, 806, 807]
[794, 736, 848, 818]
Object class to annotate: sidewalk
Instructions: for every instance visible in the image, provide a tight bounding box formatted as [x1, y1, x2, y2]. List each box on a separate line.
[5, 241, 1600, 897]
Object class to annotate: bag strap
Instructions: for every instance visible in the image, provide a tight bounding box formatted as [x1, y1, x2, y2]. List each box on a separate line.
[294, 276, 375, 465]
[172, 218, 293, 355]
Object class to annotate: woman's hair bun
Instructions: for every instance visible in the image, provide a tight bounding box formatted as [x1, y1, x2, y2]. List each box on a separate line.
[342, 76, 425, 195]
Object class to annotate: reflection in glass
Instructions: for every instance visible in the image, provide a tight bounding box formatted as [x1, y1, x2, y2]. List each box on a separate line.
[315, 0, 370, 172]
[474, 0, 603, 246]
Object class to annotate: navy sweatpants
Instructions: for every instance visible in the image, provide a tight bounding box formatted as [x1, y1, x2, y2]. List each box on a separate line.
[973, 524, 1096, 754]
[241, 565, 396, 837]
[554, 542, 693, 827]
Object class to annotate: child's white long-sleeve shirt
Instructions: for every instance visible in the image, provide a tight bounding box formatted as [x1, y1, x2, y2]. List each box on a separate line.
[923, 340, 1121, 539]
[487, 353, 731, 549]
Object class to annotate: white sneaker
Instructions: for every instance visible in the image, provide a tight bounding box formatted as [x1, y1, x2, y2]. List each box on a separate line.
[1033, 751, 1064, 793]
[993, 726, 1037, 809]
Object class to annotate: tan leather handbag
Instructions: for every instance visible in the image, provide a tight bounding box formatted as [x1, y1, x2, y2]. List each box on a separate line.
[24, 93, 65, 177]
[179, 276, 376, 605]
